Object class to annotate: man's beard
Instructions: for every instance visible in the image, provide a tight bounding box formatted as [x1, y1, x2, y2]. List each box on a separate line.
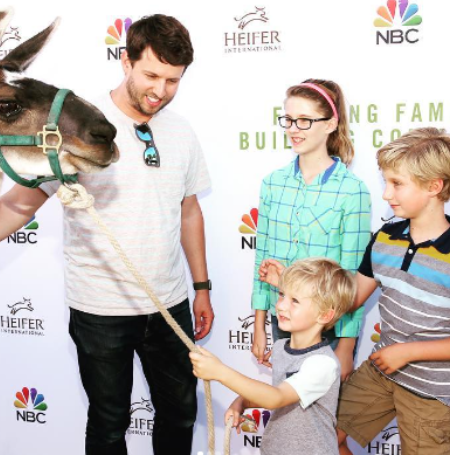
[126, 76, 174, 117]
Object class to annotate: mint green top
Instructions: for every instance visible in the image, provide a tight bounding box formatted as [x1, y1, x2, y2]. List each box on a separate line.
[252, 157, 372, 337]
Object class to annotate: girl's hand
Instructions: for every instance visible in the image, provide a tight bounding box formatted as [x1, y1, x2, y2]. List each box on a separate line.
[189, 346, 224, 381]
[259, 259, 285, 287]
[224, 396, 246, 434]
[334, 338, 356, 381]
[251, 324, 268, 365]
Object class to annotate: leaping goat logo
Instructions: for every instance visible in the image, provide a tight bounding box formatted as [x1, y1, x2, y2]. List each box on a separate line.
[381, 426, 399, 441]
[0, 25, 21, 47]
[238, 315, 270, 330]
[8, 298, 34, 315]
[130, 398, 154, 415]
[235, 7, 269, 30]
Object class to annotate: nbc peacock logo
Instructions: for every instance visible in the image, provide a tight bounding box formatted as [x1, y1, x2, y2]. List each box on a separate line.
[239, 208, 258, 250]
[105, 18, 133, 61]
[14, 387, 48, 424]
[371, 322, 381, 343]
[374, 0, 422, 45]
[241, 408, 271, 449]
[7, 214, 39, 244]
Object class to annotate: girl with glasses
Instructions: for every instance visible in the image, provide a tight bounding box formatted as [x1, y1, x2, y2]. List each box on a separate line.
[251, 79, 372, 381]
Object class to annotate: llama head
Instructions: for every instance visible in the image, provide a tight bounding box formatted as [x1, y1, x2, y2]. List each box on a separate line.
[0, 8, 119, 188]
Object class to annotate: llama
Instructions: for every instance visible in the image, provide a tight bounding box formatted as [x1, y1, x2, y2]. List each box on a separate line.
[0, 7, 118, 192]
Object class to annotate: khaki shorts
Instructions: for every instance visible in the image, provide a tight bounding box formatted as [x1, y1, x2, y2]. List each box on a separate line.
[337, 360, 450, 455]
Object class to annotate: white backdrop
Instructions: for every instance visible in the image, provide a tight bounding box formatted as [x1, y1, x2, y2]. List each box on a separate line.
[0, 1, 448, 454]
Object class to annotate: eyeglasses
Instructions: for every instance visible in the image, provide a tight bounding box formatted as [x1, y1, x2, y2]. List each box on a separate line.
[278, 116, 331, 130]
[134, 123, 160, 167]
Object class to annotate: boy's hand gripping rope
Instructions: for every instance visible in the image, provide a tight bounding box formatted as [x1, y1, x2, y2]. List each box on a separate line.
[57, 183, 235, 455]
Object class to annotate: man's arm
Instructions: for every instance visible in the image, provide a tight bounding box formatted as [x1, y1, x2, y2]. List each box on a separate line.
[0, 185, 48, 241]
[181, 194, 214, 340]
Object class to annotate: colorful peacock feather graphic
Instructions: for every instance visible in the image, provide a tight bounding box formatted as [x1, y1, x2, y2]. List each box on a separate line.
[371, 322, 381, 343]
[105, 18, 133, 45]
[14, 387, 48, 411]
[239, 208, 258, 234]
[241, 409, 271, 433]
[374, 0, 422, 27]
[23, 215, 38, 230]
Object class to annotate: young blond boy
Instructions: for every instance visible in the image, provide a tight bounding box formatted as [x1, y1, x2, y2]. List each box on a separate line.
[336, 127, 450, 455]
[190, 258, 356, 455]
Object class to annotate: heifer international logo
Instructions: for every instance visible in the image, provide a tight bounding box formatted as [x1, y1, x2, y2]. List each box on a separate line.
[1, 298, 45, 337]
[229, 314, 272, 351]
[0, 23, 21, 58]
[105, 17, 133, 60]
[225, 7, 281, 54]
[0, 24, 21, 47]
[366, 425, 400, 454]
[374, 0, 422, 45]
[127, 397, 154, 437]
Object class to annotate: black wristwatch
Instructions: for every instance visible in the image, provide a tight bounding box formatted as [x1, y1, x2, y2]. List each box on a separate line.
[193, 280, 212, 291]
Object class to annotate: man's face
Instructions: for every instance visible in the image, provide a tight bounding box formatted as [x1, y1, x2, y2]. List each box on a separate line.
[122, 47, 185, 119]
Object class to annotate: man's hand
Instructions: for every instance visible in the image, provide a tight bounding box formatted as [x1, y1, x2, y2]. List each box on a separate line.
[193, 292, 214, 340]
[258, 259, 285, 287]
[370, 343, 411, 375]
[189, 346, 223, 380]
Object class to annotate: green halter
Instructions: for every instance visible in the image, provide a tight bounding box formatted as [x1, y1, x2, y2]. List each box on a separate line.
[0, 88, 78, 188]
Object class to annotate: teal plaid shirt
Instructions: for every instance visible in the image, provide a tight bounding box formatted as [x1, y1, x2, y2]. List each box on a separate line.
[252, 157, 372, 337]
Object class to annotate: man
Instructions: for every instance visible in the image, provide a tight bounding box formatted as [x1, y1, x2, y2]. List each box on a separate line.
[0, 14, 213, 455]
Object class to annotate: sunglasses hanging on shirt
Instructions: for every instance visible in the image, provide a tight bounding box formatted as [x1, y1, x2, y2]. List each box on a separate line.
[134, 123, 161, 167]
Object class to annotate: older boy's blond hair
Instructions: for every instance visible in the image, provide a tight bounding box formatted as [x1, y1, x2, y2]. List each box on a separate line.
[377, 127, 450, 202]
[279, 258, 356, 331]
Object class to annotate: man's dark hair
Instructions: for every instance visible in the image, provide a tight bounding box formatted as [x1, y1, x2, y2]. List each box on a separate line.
[126, 14, 194, 68]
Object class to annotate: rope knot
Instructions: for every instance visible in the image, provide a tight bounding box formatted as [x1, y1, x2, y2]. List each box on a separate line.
[57, 183, 94, 209]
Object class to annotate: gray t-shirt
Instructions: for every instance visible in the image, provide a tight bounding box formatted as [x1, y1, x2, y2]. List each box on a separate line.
[261, 339, 340, 455]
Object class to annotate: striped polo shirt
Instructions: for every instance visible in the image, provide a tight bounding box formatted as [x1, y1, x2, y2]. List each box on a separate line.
[359, 218, 450, 405]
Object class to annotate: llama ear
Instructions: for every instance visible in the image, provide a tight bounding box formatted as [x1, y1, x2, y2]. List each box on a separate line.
[0, 7, 14, 42]
[0, 17, 60, 72]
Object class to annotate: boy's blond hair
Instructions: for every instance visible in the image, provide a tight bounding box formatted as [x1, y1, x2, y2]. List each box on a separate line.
[279, 258, 356, 331]
[377, 127, 450, 202]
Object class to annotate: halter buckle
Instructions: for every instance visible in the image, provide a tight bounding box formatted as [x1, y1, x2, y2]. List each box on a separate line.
[37, 125, 63, 155]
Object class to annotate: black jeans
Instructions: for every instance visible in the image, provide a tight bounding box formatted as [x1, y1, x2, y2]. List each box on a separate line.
[69, 299, 197, 455]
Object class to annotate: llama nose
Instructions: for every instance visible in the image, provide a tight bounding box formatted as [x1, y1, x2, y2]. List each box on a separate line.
[89, 122, 117, 144]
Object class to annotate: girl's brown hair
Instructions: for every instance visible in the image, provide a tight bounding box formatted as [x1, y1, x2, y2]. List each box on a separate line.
[286, 79, 354, 165]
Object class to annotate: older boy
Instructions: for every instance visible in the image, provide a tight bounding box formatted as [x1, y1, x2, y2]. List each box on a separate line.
[190, 258, 356, 455]
[337, 127, 450, 455]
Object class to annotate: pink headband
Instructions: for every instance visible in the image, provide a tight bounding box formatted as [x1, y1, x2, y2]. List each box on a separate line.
[298, 83, 339, 122]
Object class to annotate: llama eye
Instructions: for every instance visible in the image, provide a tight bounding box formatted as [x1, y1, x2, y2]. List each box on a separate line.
[0, 101, 22, 118]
